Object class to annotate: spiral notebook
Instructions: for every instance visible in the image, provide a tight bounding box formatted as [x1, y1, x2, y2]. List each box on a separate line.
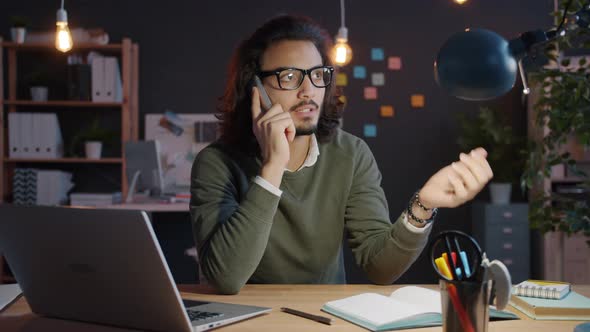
[510, 291, 590, 320]
[513, 280, 571, 300]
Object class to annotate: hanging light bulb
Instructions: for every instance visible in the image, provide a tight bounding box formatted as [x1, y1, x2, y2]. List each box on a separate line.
[56, 0, 73, 52]
[331, 0, 353, 66]
[333, 27, 352, 66]
[454, 0, 468, 4]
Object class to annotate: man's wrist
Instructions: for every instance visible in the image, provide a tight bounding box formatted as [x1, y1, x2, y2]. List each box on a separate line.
[415, 189, 436, 211]
[260, 162, 285, 188]
[406, 191, 438, 227]
[411, 201, 433, 220]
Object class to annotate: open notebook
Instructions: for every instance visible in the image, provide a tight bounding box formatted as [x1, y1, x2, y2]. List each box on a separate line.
[321, 286, 518, 331]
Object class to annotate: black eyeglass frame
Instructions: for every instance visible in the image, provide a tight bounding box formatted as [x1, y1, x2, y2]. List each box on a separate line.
[257, 65, 335, 90]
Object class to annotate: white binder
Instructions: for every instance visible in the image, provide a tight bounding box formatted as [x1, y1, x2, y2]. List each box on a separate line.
[31, 113, 43, 158]
[20, 113, 33, 158]
[104, 56, 122, 102]
[8, 113, 20, 158]
[91, 56, 107, 102]
[39, 113, 64, 158]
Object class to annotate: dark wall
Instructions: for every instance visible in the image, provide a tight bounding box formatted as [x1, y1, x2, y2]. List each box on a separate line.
[1, 1, 554, 283]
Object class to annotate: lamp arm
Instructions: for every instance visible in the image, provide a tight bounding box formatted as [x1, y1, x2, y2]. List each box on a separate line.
[508, 3, 590, 60]
[508, 29, 554, 60]
[574, 3, 590, 29]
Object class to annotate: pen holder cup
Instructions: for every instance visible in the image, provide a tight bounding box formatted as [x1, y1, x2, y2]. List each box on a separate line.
[440, 279, 491, 332]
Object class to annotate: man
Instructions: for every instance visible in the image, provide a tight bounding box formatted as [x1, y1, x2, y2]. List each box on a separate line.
[190, 15, 493, 294]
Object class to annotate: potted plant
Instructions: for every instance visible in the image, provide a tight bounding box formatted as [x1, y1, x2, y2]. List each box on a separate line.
[9, 15, 28, 44]
[26, 71, 51, 102]
[69, 118, 117, 159]
[456, 107, 527, 204]
[522, 0, 590, 240]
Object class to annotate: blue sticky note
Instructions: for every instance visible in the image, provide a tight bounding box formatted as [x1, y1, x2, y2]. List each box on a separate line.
[353, 66, 367, 79]
[371, 48, 385, 61]
[364, 124, 377, 137]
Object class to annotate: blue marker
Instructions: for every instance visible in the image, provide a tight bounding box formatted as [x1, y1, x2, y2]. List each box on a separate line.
[459, 251, 471, 277]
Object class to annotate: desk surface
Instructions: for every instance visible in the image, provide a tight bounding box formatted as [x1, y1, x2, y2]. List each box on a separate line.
[104, 202, 189, 212]
[1, 284, 589, 332]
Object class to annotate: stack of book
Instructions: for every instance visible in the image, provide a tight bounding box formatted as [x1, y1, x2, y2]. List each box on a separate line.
[510, 280, 590, 320]
[13, 168, 73, 206]
[70, 192, 122, 207]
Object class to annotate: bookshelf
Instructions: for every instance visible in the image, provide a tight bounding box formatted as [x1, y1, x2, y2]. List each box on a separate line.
[0, 38, 139, 283]
[4, 100, 123, 107]
[526, 57, 590, 284]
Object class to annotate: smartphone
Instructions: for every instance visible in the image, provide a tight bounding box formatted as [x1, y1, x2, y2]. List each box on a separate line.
[253, 75, 273, 111]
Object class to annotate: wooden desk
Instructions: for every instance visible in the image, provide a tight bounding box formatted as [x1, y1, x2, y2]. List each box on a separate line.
[1, 284, 589, 332]
[104, 202, 189, 212]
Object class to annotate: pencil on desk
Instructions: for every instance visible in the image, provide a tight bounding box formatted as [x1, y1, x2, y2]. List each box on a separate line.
[281, 307, 333, 325]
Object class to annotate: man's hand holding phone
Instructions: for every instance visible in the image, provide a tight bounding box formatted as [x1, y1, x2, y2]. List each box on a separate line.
[251, 86, 295, 188]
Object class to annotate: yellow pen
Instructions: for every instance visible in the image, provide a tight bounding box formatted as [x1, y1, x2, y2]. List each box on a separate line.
[435, 257, 453, 280]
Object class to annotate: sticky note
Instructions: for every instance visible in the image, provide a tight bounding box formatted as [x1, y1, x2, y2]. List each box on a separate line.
[353, 66, 367, 79]
[364, 87, 378, 100]
[338, 95, 347, 105]
[411, 94, 425, 108]
[371, 48, 385, 61]
[336, 73, 348, 86]
[364, 124, 377, 137]
[388, 56, 402, 70]
[380, 105, 394, 117]
[371, 73, 385, 86]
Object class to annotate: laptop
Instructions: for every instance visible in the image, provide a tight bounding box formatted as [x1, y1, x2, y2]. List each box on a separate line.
[0, 205, 270, 332]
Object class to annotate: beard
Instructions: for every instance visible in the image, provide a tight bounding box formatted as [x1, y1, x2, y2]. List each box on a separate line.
[295, 124, 317, 136]
[290, 100, 321, 136]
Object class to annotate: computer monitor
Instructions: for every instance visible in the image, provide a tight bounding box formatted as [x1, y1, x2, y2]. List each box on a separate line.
[124, 140, 165, 202]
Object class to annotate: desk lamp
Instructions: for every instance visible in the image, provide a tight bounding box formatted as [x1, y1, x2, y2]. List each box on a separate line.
[434, 0, 590, 101]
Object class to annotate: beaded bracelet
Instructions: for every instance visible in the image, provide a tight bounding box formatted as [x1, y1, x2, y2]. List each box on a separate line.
[407, 192, 438, 224]
[413, 191, 433, 212]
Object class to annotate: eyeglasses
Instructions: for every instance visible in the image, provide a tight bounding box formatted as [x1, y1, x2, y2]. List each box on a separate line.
[258, 65, 335, 90]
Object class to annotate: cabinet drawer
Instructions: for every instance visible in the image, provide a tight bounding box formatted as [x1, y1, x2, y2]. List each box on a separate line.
[495, 255, 529, 272]
[485, 241, 528, 259]
[472, 203, 528, 225]
[485, 224, 529, 242]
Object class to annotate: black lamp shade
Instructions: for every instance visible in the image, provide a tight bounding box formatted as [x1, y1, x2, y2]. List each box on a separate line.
[434, 28, 518, 101]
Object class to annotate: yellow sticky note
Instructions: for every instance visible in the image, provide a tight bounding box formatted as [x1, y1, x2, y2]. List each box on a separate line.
[336, 73, 348, 86]
[380, 105, 394, 117]
[338, 95, 347, 105]
[411, 94, 425, 108]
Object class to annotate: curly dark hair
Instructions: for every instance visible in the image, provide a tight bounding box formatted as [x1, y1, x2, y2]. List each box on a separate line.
[217, 15, 344, 155]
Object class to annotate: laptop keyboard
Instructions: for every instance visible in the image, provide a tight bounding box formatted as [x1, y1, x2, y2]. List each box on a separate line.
[186, 309, 224, 321]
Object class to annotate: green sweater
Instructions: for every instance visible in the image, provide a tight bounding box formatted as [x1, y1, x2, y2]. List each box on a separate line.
[190, 129, 431, 294]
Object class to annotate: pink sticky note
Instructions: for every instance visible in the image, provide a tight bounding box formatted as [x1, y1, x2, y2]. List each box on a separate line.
[388, 56, 402, 70]
[364, 87, 378, 100]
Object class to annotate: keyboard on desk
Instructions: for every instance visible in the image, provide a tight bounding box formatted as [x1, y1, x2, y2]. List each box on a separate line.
[186, 309, 224, 321]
